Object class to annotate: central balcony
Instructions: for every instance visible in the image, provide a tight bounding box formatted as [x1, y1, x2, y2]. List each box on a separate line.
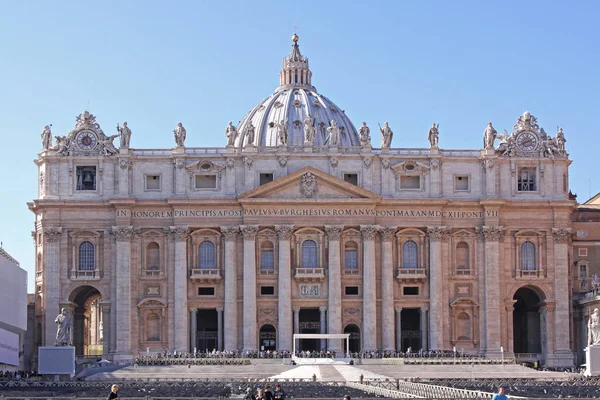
[70, 269, 101, 280]
[190, 268, 222, 283]
[294, 267, 325, 282]
[395, 267, 427, 283]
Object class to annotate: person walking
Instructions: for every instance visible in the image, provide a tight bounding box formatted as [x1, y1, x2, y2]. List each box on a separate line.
[273, 384, 285, 400]
[107, 384, 120, 400]
[243, 387, 255, 400]
[492, 387, 507, 400]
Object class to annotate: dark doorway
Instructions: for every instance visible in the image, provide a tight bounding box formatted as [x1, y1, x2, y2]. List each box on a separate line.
[513, 287, 542, 354]
[344, 324, 361, 353]
[196, 309, 218, 352]
[299, 308, 320, 351]
[259, 324, 276, 351]
[70, 285, 102, 356]
[400, 308, 422, 352]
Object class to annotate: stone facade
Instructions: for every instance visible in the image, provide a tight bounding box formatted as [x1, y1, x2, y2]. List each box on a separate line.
[29, 36, 576, 367]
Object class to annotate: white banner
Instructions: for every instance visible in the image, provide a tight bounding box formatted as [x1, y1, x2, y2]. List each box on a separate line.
[0, 328, 19, 366]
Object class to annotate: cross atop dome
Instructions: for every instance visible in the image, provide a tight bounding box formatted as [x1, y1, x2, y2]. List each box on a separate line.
[278, 33, 313, 89]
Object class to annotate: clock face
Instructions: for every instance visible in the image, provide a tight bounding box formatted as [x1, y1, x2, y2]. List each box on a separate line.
[76, 130, 98, 150]
[517, 132, 538, 152]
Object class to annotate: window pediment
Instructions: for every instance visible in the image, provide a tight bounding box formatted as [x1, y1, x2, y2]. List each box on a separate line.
[450, 297, 479, 308]
[70, 230, 101, 238]
[391, 161, 430, 176]
[137, 298, 167, 308]
[185, 160, 225, 172]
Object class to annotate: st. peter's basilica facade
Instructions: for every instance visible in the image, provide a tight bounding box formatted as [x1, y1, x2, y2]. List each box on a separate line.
[29, 35, 575, 366]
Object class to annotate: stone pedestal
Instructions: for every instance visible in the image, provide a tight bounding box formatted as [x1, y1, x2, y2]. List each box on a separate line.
[38, 346, 75, 375]
[585, 346, 600, 376]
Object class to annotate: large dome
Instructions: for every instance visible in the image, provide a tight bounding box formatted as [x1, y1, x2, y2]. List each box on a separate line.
[234, 36, 360, 147]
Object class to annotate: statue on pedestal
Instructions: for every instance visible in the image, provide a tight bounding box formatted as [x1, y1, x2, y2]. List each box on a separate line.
[428, 123, 439, 149]
[326, 120, 340, 146]
[483, 122, 497, 149]
[225, 121, 237, 146]
[359, 122, 371, 146]
[556, 127, 566, 153]
[55, 308, 72, 346]
[117, 122, 132, 148]
[173, 122, 186, 147]
[379, 121, 393, 148]
[101, 135, 119, 156]
[244, 121, 255, 146]
[41, 125, 53, 150]
[277, 120, 288, 145]
[304, 114, 316, 145]
[589, 308, 600, 346]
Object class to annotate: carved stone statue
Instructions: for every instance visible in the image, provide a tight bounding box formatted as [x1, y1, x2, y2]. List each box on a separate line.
[117, 122, 132, 148]
[326, 120, 340, 146]
[225, 121, 237, 146]
[53, 136, 70, 156]
[483, 122, 497, 149]
[380, 121, 393, 148]
[304, 114, 316, 145]
[428, 123, 439, 149]
[173, 122, 187, 147]
[359, 122, 371, 146]
[589, 308, 600, 346]
[593, 274, 600, 290]
[41, 125, 53, 150]
[55, 308, 72, 346]
[244, 121, 255, 146]
[556, 127, 566, 153]
[277, 120, 288, 145]
[101, 134, 119, 156]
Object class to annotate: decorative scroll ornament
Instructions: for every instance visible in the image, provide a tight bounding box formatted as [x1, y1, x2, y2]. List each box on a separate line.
[329, 157, 339, 168]
[482, 159, 495, 170]
[261, 308, 275, 316]
[243, 156, 254, 169]
[173, 159, 185, 170]
[220, 226, 239, 240]
[324, 225, 344, 240]
[360, 225, 379, 240]
[381, 158, 390, 169]
[119, 159, 133, 170]
[278, 156, 288, 168]
[362, 156, 373, 169]
[380, 226, 397, 242]
[43, 227, 63, 243]
[275, 225, 294, 240]
[477, 225, 504, 241]
[551, 228, 572, 244]
[427, 226, 450, 241]
[240, 225, 259, 240]
[226, 158, 235, 170]
[345, 307, 359, 316]
[111, 225, 140, 241]
[300, 172, 318, 198]
[430, 159, 442, 170]
[164, 226, 188, 242]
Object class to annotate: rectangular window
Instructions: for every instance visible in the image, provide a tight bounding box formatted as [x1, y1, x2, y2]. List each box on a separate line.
[76, 166, 97, 191]
[198, 287, 215, 296]
[259, 173, 274, 186]
[260, 286, 275, 295]
[577, 230, 589, 237]
[195, 174, 217, 189]
[145, 175, 161, 191]
[517, 168, 536, 191]
[345, 286, 359, 295]
[580, 265, 588, 278]
[403, 286, 419, 295]
[579, 248, 589, 257]
[344, 250, 358, 270]
[400, 175, 420, 190]
[343, 173, 358, 186]
[454, 176, 469, 191]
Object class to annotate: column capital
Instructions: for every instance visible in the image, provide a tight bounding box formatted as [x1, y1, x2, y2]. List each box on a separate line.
[293, 307, 301, 313]
[421, 306, 429, 312]
[164, 226, 188, 242]
[324, 225, 344, 240]
[275, 225, 294, 240]
[552, 228, 572, 244]
[360, 225, 380, 240]
[476, 225, 504, 242]
[394, 306, 403, 313]
[319, 306, 328, 313]
[99, 301, 112, 313]
[189, 307, 198, 312]
[240, 225, 259, 240]
[380, 226, 397, 242]
[111, 225, 140, 242]
[220, 226, 239, 240]
[216, 306, 224, 312]
[43, 227, 63, 243]
[427, 226, 450, 241]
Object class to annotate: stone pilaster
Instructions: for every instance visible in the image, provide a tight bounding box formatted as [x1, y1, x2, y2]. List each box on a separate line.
[118, 158, 132, 196]
[293, 307, 300, 334]
[189, 308, 198, 352]
[427, 226, 449, 350]
[319, 306, 327, 350]
[172, 159, 186, 195]
[241, 225, 259, 351]
[479, 225, 504, 356]
[395, 307, 402, 351]
[100, 301, 111, 359]
[275, 225, 294, 351]
[166, 226, 189, 352]
[324, 225, 343, 352]
[481, 158, 496, 197]
[42, 227, 62, 347]
[111, 225, 138, 360]
[381, 227, 396, 351]
[216, 307, 224, 351]
[361, 225, 379, 351]
[221, 226, 239, 350]
[504, 301, 516, 354]
[420, 306, 428, 351]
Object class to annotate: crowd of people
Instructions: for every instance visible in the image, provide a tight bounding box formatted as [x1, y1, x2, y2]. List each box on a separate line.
[0, 370, 38, 381]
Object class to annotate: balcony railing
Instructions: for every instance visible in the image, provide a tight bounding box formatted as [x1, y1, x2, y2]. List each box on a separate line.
[344, 268, 361, 275]
[259, 268, 276, 275]
[453, 268, 473, 277]
[516, 268, 543, 278]
[71, 269, 101, 280]
[190, 268, 222, 282]
[143, 270, 163, 278]
[396, 267, 427, 282]
[294, 267, 325, 282]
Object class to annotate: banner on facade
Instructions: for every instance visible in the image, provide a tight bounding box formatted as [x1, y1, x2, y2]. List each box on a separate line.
[0, 328, 19, 366]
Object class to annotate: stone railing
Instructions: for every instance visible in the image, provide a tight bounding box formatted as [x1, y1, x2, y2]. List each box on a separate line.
[294, 268, 325, 282]
[70, 269, 101, 280]
[516, 268, 543, 278]
[346, 381, 422, 398]
[143, 270, 163, 278]
[189, 268, 222, 282]
[361, 380, 527, 399]
[396, 268, 427, 281]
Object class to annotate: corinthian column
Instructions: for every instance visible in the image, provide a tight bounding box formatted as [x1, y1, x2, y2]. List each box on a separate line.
[241, 225, 259, 351]
[111, 225, 138, 360]
[42, 227, 62, 346]
[551, 228, 574, 366]
[479, 225, 503, 356]
[325, 225, 343, 352]
[221, 226, 239, 350]
[166, 226, 188, 352]
[381, 227, 396, 351]
[427, 226, 449, 351]
[361, 225, 379, 351]
[275, 225, 294, 351]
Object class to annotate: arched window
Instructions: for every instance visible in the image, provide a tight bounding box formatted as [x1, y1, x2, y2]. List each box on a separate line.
[302, 240, 318, 268]
[198, 241, 216, 269]
[456, 242, 469, 270]
[521, 241, 536, 271]
[457, 312, 471, 340]
[78, 241, 95, 271]
[261, 242, 275, 271]
[147, 313, 160, 341]
[345, 241, 358, 270]
[402, 240, 418, 269]
[146, 242, 160, 271]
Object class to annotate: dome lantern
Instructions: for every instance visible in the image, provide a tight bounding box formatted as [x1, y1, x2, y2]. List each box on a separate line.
[278, 34, 313, 89]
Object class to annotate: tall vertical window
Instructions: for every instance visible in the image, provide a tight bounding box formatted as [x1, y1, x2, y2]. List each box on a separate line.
[146, 242, 160, 270]
[198, 241, 216, 269]
[517, 168, 536, 191]
[261, 242, 275, 271]
[302, 240, 318, 268]
[78, 241, 95, 271]
[580, 264, 588, 278]
[520, 241, 536, 270]
[402, 240, 418, 269]
[147, 313, 160, 341]
[344, 242, 358, 270]
[456, 242, 469, 270]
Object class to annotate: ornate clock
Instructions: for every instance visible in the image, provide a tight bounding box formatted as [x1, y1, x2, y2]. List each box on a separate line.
[75, 130, 98, 151]
[516, 132, 538, 152]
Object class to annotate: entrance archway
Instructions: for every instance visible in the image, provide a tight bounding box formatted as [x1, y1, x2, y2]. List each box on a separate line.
[513, 287, 542, 354]
[69, 285, 102, 356]
[344, 324, 361, 353]
[196, 309, 218, 352]
[259, 324, 276, 351]
[400, 308, 422, 351]
[298, 309, 320, 351]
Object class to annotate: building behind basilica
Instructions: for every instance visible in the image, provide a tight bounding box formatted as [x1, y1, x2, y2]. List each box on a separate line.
[29, 35, 575, 367]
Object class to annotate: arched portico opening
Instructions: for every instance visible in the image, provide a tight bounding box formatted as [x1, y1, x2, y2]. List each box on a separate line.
[344, 324, 361, 353]
[513, 287, 543, 354]
[259, 324, 276, 351]
[69, 285, 103, 356]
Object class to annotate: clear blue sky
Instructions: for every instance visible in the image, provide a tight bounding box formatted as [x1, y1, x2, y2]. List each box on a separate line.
[1, 1, 598, 291]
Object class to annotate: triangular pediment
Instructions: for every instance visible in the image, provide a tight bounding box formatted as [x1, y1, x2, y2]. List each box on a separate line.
[238, 166, 381, 202]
